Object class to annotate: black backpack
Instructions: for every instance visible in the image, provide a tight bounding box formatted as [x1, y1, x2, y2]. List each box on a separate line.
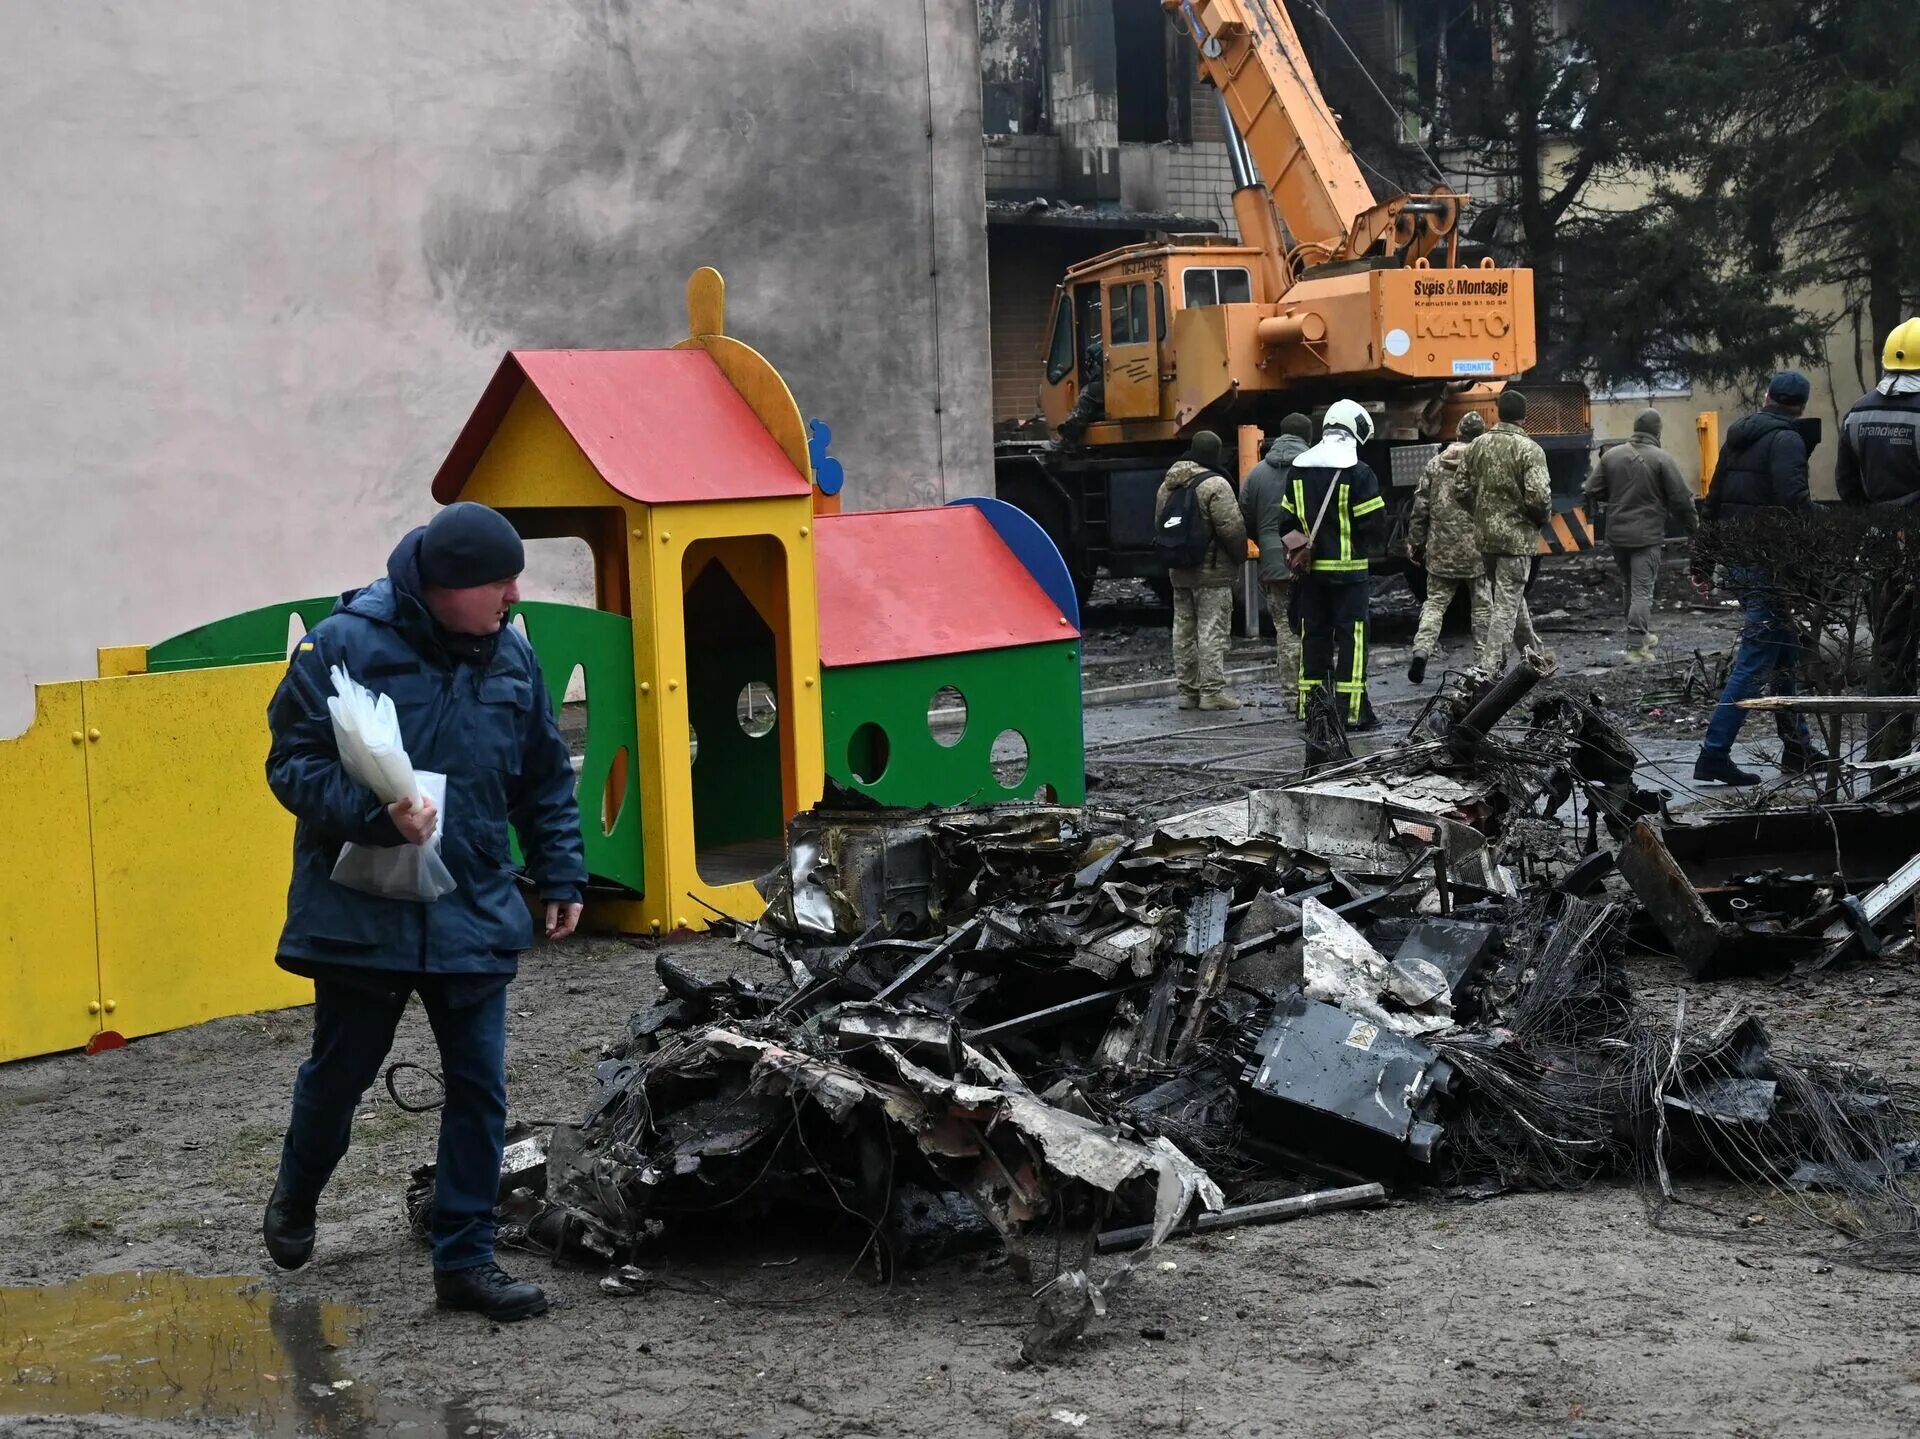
[1154, 472, 1217, 569]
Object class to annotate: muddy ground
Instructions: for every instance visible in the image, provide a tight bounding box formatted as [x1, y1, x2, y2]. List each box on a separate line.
[6, 554, 1920, 1439]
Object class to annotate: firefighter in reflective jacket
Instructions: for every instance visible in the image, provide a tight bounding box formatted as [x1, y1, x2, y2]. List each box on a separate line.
[1277, 399, 1387, 727]
[1837, 316, 1920, 763]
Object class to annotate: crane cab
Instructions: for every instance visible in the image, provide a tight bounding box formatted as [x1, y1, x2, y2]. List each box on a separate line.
[1040, 239, 1274, 440]
[1040, 237, 1536, 443]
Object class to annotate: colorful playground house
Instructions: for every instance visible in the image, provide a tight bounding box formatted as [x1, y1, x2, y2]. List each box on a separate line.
[0, 271, 1084, 1063]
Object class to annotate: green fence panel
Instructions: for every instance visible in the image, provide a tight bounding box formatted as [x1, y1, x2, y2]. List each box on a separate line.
[147, 597, 338, 673]
[820, 641, 1084, 808]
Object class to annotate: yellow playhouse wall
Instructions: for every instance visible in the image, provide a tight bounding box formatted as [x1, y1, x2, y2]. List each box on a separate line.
[0, 662, 309, 1063]
[84, 664, 308, 1042]
[456, 387, 825, 935]
[0, 684, 101, 1062]
[628, 494, 824, 933]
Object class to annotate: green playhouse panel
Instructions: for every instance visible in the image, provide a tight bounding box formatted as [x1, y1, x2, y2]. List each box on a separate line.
[821, 641, 1085, 808]
[510, 601, 644, 894]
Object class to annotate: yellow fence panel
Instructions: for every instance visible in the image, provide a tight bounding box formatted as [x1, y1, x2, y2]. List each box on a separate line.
[0, 685, 101, 1062]
[81, 664, 310, 1043]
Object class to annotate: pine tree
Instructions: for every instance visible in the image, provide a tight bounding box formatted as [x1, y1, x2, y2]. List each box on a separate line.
[1311, 0, 1826, 387]
[1708, 0, 1920, 387]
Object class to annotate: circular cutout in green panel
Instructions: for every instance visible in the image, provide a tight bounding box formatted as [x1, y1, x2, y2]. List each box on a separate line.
[992, 728, 1029, 788]
[737, 680, 777, 738]
[929, 685, 967, 748]
[689, 723, 700, 766]
[849, 722, 891, 784]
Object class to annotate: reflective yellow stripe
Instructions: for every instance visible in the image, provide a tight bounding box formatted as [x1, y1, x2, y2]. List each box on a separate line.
[1313, 558, 1370, 572]
[1338, 482, 1352, 562]
[1351, 496, 1385, 516]
[1297, 675, 1323, 719]
[1290, 477, 1305, 528]
[1349, 619, 1367, 720]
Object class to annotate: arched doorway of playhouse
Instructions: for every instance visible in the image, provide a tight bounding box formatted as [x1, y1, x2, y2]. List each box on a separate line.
[681, 535, 794, 886]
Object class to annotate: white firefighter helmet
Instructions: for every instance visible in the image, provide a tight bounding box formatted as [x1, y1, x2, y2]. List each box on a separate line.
[1321, 398, 1375, 445]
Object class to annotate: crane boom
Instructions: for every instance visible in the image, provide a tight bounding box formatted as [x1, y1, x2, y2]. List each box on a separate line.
[1166, 0, 1376, 263]
[1167, 0, 1458, 267]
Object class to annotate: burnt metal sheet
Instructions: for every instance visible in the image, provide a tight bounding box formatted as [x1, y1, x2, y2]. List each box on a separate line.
[1392, 919, 1496, 995]
[1248, 786, 1506, 892]
[1617, 820, 1820, 976]
[1242, 993, 1453, 1171]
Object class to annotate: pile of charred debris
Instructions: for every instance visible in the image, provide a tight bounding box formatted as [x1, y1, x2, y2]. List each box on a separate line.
[426, 660, 1920, 1356]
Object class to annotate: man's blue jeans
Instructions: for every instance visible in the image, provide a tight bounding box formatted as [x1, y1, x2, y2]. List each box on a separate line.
[1702, 573, 1814, 755]
[278, 977, 508, 1272]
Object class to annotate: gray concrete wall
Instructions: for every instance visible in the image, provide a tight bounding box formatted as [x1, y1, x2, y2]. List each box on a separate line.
[0, 0, 990, 733]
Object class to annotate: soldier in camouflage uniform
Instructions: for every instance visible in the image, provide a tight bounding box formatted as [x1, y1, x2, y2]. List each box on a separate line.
[1154, 430, 1248, 709]
[1404, 411, 1487, 684]
[1461, 390, 1554, 676]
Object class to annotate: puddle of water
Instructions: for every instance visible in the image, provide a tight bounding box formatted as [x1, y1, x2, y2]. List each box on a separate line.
[0, 1270, 508, 1437]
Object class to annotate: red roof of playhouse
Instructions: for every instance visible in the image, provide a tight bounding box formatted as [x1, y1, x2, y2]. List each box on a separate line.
[433, 349, 811, 505]
[815, 506, 1079, 668]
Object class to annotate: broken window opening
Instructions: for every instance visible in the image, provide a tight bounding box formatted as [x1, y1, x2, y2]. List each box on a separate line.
[1114, 0, 1172, 143]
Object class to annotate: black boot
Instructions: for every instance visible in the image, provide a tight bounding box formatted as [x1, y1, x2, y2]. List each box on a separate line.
[1779, 738, 1826, 776]
[263, 1180, 317, 1271]
[1693, 749, 1761, 786]
[1406, 654, 1427, 684]
[434, 1263, 550, 1321]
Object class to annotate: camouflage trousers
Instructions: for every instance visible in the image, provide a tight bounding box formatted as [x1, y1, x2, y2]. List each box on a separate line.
[1474, 555, 1542, 674]
[1411, 573, 1473, 660]
[1262, 580, 1298, 683]
[1172, 585, 1234, 699]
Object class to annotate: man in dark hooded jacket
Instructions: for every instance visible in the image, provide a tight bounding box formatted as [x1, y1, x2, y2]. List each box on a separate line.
[1692, 371, 1823, 784]
[262, 502, 586, 1320]
[1240, 413, 1313, 681]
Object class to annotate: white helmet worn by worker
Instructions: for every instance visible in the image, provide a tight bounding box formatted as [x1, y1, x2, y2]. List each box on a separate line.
[1321, 398, 1376, 445]
[1292, 398, 1374, 470]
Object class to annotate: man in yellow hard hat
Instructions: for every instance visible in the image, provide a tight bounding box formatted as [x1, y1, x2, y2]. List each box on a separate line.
[1836, 317, 1920, 763]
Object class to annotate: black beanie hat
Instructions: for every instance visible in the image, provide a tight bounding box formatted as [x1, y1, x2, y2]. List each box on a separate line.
[420, 503, 525, 588]
[1497, 389, 1528, 422]
[1280, 412, 1313, 440]
[1187, 430, 1224, 465]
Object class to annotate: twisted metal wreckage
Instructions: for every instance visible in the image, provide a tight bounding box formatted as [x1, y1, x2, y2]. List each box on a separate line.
[408, 658, 1920, 1359]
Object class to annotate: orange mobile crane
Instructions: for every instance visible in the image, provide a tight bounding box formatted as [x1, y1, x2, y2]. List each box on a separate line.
[995, 0, 1593, 604]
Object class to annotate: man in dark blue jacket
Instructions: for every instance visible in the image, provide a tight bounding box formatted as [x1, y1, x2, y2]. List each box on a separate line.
[262, 502, 586, 1321]
[1693, 371, 1823, 785]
